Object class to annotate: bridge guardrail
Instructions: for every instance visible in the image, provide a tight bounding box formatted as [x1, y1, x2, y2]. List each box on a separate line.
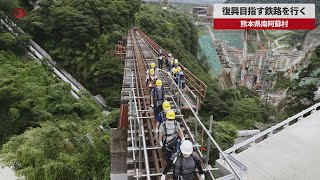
[225, 102, 320, 154]
[137, 29, 208, 109]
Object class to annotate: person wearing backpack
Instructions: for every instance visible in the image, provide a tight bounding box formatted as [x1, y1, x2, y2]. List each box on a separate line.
[173, 67, 180, 85]
[151, 80, 166, 118]
[173, 59, 179, 68]
[166, 53, 172, 70]
[167, 59, 174, 72]
[159, 110, 185, 162]
[159, 49, 163, 56]
[155, 101, 171, 137]
[146, 68, 157, 91]
[175, 66, 186, 90]
[161, 140, 205, 180]
[146, 63, 158, 75]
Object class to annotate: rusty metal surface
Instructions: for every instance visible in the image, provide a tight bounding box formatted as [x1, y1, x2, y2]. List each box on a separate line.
[137, 29, 208, 109]
[131, 29, 161, 179]
[123, 29, 215, 179]
[118, 104, 129, 129]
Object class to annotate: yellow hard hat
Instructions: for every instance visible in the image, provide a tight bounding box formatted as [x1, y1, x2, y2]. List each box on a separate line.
[162, 101, 171, 110]
[156, 79, 162, 86]
[174, 59, 179, 64]
[176, 66, 182, 72]
[151, 63, 156, 68]
[174, 68, 180, 73]
[166, 110, 175, 120]
[170, 60, 174, 64]
[172, 67, 176, 73]
[150, 68, 155, 75]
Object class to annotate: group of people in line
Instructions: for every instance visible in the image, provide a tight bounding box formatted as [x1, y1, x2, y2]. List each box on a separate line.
[145, 50, 205, 180]
[146, 50, 186, 92]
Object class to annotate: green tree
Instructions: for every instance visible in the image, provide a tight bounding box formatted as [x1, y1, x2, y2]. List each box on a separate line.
[210, 122, 237, 163]
[24, 0, 137, 108]
[224, 98, 263, 128]
[0, 51, 111, 179]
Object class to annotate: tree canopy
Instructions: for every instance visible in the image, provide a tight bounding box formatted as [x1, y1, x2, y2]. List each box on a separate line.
[0, 51, 113, 179]
[22, 0, 142, 108]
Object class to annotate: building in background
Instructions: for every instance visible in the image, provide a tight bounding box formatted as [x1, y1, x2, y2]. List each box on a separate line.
[193, 4, 213, 22]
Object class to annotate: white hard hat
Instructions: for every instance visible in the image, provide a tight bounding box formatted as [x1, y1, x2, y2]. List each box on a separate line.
[180, 140, 193, 156]
[168, 53, 172, 57]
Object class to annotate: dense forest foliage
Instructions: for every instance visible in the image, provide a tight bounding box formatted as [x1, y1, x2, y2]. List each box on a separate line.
[0, 1, 123, 179]
[276, 45, 320, 116]
[20, 0, 141, 108]
[0, 51, 118, 179]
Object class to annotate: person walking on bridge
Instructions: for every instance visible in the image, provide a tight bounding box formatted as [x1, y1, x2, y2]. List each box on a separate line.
[146, 63, 158, 75]
[146, 68, 157, 89]
[146, 68, 158, 107]
[158, 55, 164, 69]
[166, 53, 173, 71]
[155, 101, 171, 137]
[168, 59, 174, 72]
[175, 66, 186, 90]
[159, 110, 185, 162]
[151, 80, 166, 118]
[173, 59, 179, 68]
[160, 140, 205, 180]
[159, 49, 163, 56]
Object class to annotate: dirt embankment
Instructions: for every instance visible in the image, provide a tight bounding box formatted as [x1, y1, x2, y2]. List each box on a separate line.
[302, 28, 320, 50]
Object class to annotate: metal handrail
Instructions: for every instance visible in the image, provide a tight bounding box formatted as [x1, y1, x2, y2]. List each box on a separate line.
[135, 29, 242, 179]
[162, 70, 243, 180]
[135, 31, 203, 155]
[129, 75, 151, 179]
[225, 102, 320, 154]
[225, 154, 247, 171]
[137, 29, 208, 105]
[127, 30, 152, 179]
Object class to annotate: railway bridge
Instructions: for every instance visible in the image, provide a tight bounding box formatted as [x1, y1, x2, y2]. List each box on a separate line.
[110, 29, 242, 180]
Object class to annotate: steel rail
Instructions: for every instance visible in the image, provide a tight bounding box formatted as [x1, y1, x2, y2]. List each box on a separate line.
[132, 29, 162, 178]
[129, 28, 241, 179]
[135, 30, 205, 180]
[135, 31, 203, 156]
[128, 33, 141, 180]
[131, 30, 151, 180]
[163, 72, 244, 180]
[136, 29, 238, 179]
[137, 29, 208, 105]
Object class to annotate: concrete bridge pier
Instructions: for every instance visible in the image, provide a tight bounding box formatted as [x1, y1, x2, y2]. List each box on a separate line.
[110, 128, 128, 180]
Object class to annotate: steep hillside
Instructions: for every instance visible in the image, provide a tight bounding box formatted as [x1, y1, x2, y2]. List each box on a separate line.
[0, 51, 113, 179]
[22, 0, 142, 108]
[277, 45, 320, 116]
[138, 5, 282, 127]
[302, 26, 320, 49]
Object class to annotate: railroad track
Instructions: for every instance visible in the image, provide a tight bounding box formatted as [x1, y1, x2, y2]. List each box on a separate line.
[126, 29, 207, 180]
[121, 28, 243, 180]
[2, 14, 241, 180]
